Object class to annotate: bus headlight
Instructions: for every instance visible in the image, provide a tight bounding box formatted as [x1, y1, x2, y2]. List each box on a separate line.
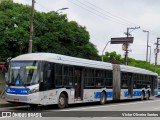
[28, 88, 39, 94]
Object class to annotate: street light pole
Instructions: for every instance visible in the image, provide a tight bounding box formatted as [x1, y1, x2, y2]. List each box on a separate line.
[154, 38, 160, 72]
[55, 8, 69, 13]
[148, 45, 151, 64]
[101, 41, 111, 62]
[28, 0, 35, 53]
[143, 30, 149, 62]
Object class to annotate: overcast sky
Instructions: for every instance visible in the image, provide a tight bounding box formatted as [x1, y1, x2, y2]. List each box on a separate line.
[13, 0, 160, 64]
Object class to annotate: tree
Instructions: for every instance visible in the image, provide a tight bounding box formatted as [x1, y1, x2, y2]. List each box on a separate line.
[102, 51, 123, 64]
[0, 0, 30, 61]
[102, 51, 160, 74]
[0, 0, 100, 61]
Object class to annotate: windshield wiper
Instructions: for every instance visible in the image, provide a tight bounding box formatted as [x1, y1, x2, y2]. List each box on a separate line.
[7, 83, 15, 86]
[23, 83, 31, 86]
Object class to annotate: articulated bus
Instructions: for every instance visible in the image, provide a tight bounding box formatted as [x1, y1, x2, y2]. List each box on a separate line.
[5, 53, 158, 108]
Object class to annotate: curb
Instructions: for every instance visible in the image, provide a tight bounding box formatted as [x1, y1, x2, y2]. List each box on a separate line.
[0, 99, 24, 108]
[0, 103, 22, 108]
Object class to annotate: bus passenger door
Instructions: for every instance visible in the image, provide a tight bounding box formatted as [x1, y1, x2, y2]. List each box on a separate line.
[128, 73, 133, 98]
[74, 67, 83, 100]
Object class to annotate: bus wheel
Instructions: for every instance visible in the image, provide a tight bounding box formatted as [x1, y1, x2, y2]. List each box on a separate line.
[100, 92, 106, 105]
[146, 91, 150, 100]
[141, 91, 145, 100]
[58, 93, 66, 109]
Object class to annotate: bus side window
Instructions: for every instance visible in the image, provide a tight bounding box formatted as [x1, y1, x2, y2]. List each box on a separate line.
[55, 64, 63, 87]
[121, 72, 128, 89]
[63, 65, 69, 86]
[104, 71, 112, 88]
[84, 68, 95, 87]
[43, 62, 54, 90]
[95, 69, 104, 87]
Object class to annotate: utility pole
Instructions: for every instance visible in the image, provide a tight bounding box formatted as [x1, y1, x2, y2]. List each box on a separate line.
[124, 26, 140, 65]
[28, 0, 35, 53]
[143, 30, 149, 62]
[155, 38, 160, 69]
[124, 28, 129, 65]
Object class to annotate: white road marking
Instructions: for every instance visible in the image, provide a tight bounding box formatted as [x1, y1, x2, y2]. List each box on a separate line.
[60, 99, 160, 111]
[154, 107, 160, 110]
[102, 117, 108, 119]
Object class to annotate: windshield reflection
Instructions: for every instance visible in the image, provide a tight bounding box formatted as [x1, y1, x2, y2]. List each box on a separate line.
[9, 61, 39, 86]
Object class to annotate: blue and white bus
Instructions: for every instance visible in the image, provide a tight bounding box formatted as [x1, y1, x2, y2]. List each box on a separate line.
[5, 53, 158, 108]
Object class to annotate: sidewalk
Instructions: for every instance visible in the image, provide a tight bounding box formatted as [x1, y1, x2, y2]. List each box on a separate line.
[0, 98, 22, 108]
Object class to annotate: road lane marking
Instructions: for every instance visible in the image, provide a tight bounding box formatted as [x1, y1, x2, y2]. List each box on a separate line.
[60, 99, 160, 111]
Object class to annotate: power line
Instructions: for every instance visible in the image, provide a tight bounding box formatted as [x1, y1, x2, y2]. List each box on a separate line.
[68, 0, 130, 26]
[24, 0, 160, 39]
[34, 0, 160, 40]
[82, 0, 138, 26]
[76, 0, 134, 26]
[72, 0, 160, 40]
[34, 0, 50, 12]
[23, 0, 159, 62]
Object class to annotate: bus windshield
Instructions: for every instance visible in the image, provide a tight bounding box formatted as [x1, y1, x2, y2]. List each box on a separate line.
[8, 61, 39, 86]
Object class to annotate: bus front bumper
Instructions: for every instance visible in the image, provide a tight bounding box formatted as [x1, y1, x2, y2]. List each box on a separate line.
[5, 92, 40, 105]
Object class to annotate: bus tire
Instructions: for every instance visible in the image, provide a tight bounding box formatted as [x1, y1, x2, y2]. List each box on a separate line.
[146, 91, 150, 100]
[100, 92, 106, 105]
[58, 93, 66, 109]
[141, 91, 145, 100]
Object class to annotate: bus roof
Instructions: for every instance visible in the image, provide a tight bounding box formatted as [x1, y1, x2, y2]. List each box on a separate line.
[120, 65, 158, 76]
[11, 53, 158, 76]
[11, 53, 113, 70]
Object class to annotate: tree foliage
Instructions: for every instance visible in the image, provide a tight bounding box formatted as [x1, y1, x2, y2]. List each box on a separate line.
[0, 0, 159, 74]
[102, 51, 160, 74]
[128, 58, 160, 74]
[0, 0, 100, 61]
[102, 51, 124, 64]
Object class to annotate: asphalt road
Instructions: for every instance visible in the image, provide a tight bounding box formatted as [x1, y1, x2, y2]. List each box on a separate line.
[1, 97, 160, 120]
